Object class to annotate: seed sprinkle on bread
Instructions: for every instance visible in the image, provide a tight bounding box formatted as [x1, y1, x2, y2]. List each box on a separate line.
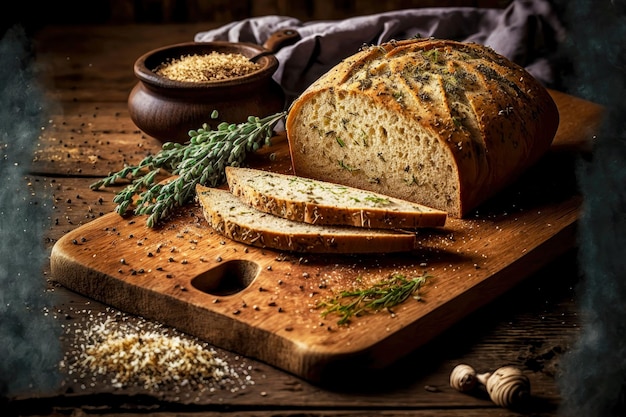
[196, 185, 417, 253]
[285, 38, 559, 217]
[225, 166, 446, 229]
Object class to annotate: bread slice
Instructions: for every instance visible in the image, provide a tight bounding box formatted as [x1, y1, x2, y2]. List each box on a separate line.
[285, 38, 559, 218]
[195, 185, 417, 253]
[225, 166, 446, 229]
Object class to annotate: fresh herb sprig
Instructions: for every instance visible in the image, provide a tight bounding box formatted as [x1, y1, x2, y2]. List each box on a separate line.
[90, 111, 287, 227]
[318, 272, 431, 325]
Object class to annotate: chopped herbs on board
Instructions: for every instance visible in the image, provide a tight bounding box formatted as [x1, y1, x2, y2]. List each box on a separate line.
[318, 272, 431, 325]
[90, 111, 286, 228]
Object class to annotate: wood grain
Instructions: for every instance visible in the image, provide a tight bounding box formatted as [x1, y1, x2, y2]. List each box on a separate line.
[14, 23, 593, 416]
[49, 91, 597, 384]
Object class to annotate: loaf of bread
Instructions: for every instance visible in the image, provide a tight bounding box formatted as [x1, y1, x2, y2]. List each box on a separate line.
[195, 185, 417, 253]
[225, 166, 446, 229]
[285, 38, 559, 217]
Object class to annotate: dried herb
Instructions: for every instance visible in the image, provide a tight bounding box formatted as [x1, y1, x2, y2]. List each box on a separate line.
[338, 159, 359, 172]
[90, 111, 286, 227]
[363, 195, 391, 205]
[318, 272, 431, 325]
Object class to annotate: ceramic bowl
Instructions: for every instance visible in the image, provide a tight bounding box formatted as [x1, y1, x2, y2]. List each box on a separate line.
[128, 30, 298, 143]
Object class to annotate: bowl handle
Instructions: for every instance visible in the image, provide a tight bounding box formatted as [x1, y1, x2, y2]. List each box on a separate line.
[250, 29, 300, 62]
[263, 28, 300, 52]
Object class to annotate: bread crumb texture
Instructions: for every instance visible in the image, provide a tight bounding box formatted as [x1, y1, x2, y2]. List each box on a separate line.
[225, 166, 446, 229]
[196, 185, 417, 253]
[286, 38, 559, 217]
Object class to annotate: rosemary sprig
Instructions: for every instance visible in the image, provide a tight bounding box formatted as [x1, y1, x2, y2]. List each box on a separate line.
[318, 272, 431, 325]
[90, 111, 287, 227]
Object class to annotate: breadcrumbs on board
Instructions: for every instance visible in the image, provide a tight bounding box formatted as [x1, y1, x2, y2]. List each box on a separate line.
[155, 52, 261, 82]
[57, 306, 256, 394]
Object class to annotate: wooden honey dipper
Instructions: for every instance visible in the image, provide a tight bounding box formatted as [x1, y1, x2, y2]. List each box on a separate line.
[450, 363, 531, 408]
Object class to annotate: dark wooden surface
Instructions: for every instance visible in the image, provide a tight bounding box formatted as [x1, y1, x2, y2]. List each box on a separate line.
[5, 22, 599, 416]
[48, 85, 595, 386]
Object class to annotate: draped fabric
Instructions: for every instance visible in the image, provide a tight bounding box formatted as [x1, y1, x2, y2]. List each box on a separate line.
[195, 0, 565, 104]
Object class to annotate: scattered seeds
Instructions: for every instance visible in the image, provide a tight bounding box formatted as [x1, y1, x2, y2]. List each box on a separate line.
[58, 307, 256, 394]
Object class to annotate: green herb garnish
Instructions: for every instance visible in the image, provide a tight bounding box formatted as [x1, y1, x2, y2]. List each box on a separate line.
[318, 272, 431, 325]
[392, 91, 404, 102]
[364, 195, 391, 205]
[338, 159, 359, 172]
[357, 129, 369, 146]
[425, 48, 441, 64]
[90, 111, 286, 227]
[405, 175, 419, 186]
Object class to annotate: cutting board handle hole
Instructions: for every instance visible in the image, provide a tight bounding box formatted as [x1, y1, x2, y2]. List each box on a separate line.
[191, 259, 260, 296]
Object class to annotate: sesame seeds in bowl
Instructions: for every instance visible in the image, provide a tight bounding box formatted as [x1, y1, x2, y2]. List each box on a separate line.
[154, 51, 262, 83]
[135, 41, 278, 87]
[128, 41, 285, 143]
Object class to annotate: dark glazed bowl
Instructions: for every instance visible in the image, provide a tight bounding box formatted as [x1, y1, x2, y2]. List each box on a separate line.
[128, 30, 298, 143]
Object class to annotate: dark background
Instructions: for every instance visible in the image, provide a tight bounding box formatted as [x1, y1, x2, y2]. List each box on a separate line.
[3, 0, 511, 34]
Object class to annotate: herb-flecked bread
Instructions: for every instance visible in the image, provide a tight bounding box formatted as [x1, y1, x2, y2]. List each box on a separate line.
[225, 166, 446, 229]
[285, 38, 559, 218]
[195, 185, 417, 253]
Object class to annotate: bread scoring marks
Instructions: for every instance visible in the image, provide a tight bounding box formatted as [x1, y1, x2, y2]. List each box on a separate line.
[346, 41, 487, 157]
[285, 37, 557, 218]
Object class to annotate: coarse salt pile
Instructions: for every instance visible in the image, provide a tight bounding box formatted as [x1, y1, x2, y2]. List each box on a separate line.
[79, 319, 226, 389]
[155, 52, 261, 82]
[60, 308, 253, 393]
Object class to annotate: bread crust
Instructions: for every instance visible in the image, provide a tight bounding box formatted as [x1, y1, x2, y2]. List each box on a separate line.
[285, 38, 559, 217]
[225, 166, 446, 229]
[196, 185, 417, 253]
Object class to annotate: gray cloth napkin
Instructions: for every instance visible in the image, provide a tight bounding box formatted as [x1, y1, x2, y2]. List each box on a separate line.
[195, 0, 565, 104]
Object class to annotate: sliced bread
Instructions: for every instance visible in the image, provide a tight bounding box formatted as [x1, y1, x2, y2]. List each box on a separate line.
[196, 185, 417, 253]
[225, 166, 446, 229]
[285, 38, 559, 218]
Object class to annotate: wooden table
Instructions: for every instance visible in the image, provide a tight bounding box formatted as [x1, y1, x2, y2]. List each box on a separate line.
[7, 23, 603, 416]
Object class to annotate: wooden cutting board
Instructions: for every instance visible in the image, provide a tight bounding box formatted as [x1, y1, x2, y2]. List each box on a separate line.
[50, 90, 603, 384]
